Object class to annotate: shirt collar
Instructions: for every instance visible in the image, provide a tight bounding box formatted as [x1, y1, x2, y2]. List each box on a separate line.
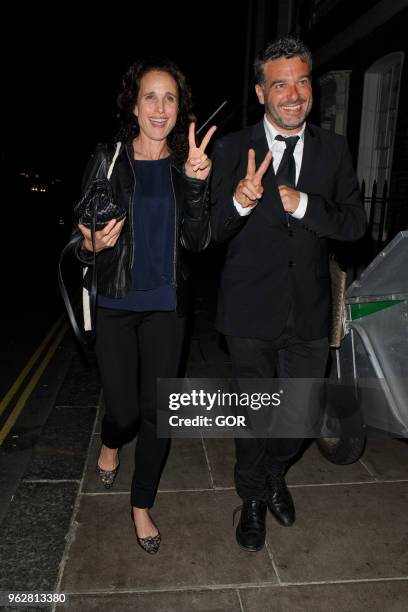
[263, 116, 306, 149]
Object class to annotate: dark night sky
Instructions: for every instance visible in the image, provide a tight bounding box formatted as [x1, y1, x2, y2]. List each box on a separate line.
[2, 4, 250, 182]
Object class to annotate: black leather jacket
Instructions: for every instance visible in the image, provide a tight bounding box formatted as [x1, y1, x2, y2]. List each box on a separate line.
[73, 141, 211, 315]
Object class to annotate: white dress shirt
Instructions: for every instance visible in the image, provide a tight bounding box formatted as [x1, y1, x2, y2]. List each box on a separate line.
[233, 116, 308, 218]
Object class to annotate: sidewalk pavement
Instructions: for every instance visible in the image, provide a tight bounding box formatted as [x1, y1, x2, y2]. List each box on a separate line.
[1, 311, 408, 611]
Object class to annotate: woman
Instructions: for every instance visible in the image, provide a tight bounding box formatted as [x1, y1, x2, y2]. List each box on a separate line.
[75, 58, 215, 554]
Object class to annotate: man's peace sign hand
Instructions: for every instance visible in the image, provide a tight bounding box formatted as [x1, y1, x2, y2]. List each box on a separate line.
[234, 149, 273, 208]
[184, 122, 217, 181]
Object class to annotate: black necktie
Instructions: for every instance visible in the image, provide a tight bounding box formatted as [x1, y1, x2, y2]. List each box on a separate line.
[275, 135, 300, 188]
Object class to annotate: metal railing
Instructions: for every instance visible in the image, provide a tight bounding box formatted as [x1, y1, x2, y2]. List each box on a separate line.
[361, 179, 408, 259]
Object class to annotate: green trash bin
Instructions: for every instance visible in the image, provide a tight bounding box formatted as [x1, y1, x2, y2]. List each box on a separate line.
[318, 230, 408, 464]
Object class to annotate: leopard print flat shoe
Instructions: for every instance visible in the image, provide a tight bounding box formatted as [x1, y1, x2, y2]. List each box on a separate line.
[130, 510, 161, 554]
[96, 462, 120, 489]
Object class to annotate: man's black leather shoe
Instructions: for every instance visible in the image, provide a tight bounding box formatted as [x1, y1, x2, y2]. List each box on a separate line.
[233, 498, 267, 551]
[267, 475, 295, 527]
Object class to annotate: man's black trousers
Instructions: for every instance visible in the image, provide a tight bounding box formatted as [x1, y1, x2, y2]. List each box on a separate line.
[226, 314, 329, 500]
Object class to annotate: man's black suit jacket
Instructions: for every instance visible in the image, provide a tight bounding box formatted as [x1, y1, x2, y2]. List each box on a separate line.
[210, 121, 367, 341]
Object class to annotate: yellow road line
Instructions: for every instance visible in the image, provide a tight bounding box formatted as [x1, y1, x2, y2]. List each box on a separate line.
[0, 316, 64, 418]
[0, 323, 69, 446]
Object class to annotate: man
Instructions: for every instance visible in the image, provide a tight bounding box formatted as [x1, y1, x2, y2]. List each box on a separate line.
[210, 36, 366, 552]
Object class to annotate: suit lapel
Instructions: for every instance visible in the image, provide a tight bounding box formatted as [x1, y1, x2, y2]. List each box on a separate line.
[296, 123, 319, 193]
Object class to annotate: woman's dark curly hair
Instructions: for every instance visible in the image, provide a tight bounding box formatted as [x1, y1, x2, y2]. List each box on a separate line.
[116, 58, 195, 162]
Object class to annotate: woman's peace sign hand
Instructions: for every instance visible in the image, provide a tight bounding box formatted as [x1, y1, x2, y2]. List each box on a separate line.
[184, 122, 217, 181]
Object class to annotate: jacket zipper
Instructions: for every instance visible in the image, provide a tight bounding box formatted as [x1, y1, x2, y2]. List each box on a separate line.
[125, 146, 136, 269]
[169, 164, 178, 288]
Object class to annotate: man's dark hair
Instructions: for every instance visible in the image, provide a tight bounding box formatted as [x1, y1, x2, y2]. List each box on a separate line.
[254, 35, 312, 85]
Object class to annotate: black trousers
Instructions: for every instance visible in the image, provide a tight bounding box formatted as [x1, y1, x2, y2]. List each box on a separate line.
[95, 308, 185, 508]
[226, 312, 329, 500]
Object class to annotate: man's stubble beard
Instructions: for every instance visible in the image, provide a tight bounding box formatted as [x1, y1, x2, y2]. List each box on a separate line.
[267, 98, 313, 132]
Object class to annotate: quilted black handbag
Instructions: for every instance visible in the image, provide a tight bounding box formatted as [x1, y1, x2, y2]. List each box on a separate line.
[58, 142, 125, 346]
[74, 142, 125, 230]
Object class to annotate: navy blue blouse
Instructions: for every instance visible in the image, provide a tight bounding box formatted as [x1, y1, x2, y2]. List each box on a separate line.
[98, 157, 176, 311]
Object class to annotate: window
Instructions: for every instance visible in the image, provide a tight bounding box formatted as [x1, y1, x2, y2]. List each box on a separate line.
[357, 53, 403, 195]
[318, 70, 351, 135]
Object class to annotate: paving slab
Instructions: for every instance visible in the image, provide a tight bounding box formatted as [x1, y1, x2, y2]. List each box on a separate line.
[202, 438, 375, 489]
[265, 482, 408, 583]
[360, 438, 408, 480]
[287, 443, 374, 485]
[61, 490, 278, 592]
[202, 438, 235, 488]
[239, 580, 408, 612]
[83, 436, 211, 493]
[68, 589, 241, 611]
[160, 438, 212, 492]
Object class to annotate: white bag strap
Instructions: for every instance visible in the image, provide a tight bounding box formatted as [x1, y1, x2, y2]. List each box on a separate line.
[107, 141, 122, 180]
